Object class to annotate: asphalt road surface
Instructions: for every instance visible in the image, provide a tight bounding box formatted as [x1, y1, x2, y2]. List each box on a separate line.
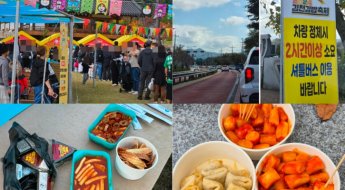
[173, 71, 239, 103]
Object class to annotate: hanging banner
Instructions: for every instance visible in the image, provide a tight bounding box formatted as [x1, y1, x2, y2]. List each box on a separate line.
[282, 0, 338, 103]
[95, 0, 109, 15]
[109, 0, 122, 16]
[66, 0, 80, 12]
[142, 4, 152, 16]
[154, 4, 167, 18]
[167, 4, 172, 19]
[24, 0, 37, 8]
[38, 0, 51, 9]
[80, 0, 94, 13]
[51, 0, 66, 11]
[59, 23, 69, 104]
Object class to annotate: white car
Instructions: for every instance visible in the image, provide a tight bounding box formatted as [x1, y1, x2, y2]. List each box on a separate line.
[221, 66, 229, 72]
[238, 47, 259, 103]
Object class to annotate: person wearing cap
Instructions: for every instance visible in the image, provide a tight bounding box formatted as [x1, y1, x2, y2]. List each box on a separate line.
[138, 40, 155, 100]
[0, 44, 10, 103]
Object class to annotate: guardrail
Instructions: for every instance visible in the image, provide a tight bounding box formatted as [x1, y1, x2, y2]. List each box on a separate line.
[173, 69, 217, 85]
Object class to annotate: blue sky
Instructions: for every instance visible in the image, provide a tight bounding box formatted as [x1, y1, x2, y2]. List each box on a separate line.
[174, 0, 250, 53]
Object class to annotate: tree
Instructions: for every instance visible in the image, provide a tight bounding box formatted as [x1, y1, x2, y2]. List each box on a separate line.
[173, 45, 194, 71]
[244, 0, 259, 53]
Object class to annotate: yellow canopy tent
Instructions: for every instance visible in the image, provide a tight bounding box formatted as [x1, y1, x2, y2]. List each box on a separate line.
[0, 31, 39, 44]
[78, 34, 113, 46]
[38, 33, 79, 47]
[114, 34, 147, 46]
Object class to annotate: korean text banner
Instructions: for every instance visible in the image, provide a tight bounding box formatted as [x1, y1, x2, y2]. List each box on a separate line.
[59, 23, 69, 104]
[282, 0, 338, 104]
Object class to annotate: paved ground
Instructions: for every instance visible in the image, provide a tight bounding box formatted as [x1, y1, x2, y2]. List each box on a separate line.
[173, 71, 239, 103]
[261, 88, 280, 103]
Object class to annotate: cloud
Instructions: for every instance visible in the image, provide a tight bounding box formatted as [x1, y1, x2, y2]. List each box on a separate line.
[174, 24, 244, 53]
[233, 2, 241, 7]
[174, 0, 232, 11]
[220, 16, 249, 25]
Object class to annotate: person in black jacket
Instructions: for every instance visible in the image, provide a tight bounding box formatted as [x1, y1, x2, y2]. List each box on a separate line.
[29, 46, 55, 104]
[111, 42, 122, 86]
[102, 51, 112, 81]
[137, 40, 154, 100]
[152, 45, 167, 103]
[95, 47, 104, 80]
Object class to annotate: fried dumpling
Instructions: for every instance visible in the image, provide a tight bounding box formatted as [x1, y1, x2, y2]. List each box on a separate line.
[181, 185, 201, 190]
[203, 178, 225, 190]
[225, 172, 252, 190]
[226, 183, 247, 190]
[195, 160, 223, 172]
[181, 173, 203, 190]
[202, 167, 228, 184]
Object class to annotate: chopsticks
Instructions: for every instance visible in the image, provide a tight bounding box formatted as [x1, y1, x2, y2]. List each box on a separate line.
[239, 104, 256, 121]
[324, 154, 345, 187]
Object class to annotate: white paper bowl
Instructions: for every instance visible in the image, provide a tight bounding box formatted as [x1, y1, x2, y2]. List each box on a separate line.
[218, 104, 295, 160]
[256, 143, 341, 190]
[115, 136, 159, 180]
[173, 141, 256, 190]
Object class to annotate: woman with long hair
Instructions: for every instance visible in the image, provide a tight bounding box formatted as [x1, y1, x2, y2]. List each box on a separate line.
[152, 45, 167, 103]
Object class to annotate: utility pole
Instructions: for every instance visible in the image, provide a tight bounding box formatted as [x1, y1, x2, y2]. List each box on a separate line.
[173, 31, 177, 52]
[241, 38, 244, 54]
[155, 0, 161, 44]
[230, 45, 234, 54]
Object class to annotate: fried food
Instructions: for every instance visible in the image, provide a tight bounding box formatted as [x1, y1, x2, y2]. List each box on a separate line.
[118, 141, 155, 170]
[92, 112, 132, 144]
[74, 156, 108, 190]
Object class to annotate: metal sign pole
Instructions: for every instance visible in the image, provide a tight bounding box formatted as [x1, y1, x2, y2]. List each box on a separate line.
[10, 0, 20, 103]
[41, 58, 48, 104]
[280, 2, 284, 104]
[93, 26, 97, 88]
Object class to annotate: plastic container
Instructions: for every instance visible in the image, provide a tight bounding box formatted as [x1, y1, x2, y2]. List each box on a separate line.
[69, 150, 113, 190]
[115, 136, 159, 180]
[88, 104, 137, 150]
[218, 104, 295, 160]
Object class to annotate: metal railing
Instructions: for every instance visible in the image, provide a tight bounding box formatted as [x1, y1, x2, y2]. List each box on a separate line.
[173, 69, 217, 84]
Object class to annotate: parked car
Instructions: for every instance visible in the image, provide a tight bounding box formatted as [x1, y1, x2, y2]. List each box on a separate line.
[238, 47, 259, 103]
[221, 65, 229, 72]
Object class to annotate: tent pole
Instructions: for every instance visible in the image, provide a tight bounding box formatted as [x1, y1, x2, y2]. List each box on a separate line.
[10, 0, 20, 103]
[93, 25, 97, 88]
[68, 16, 74, 103]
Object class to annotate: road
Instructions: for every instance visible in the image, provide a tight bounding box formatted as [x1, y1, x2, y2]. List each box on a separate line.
[173, 71, 239, 103]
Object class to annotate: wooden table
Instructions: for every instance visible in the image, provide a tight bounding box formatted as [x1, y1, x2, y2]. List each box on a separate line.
[0, 104, 172, 190]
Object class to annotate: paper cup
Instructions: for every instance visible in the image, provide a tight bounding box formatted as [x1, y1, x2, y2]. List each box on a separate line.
[115, 136, 159, 180]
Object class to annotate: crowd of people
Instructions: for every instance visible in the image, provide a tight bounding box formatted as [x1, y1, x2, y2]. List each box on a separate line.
[0, 39, 173, 104]
[73, 40, 173, 103]
[0, 43, 59, 104]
